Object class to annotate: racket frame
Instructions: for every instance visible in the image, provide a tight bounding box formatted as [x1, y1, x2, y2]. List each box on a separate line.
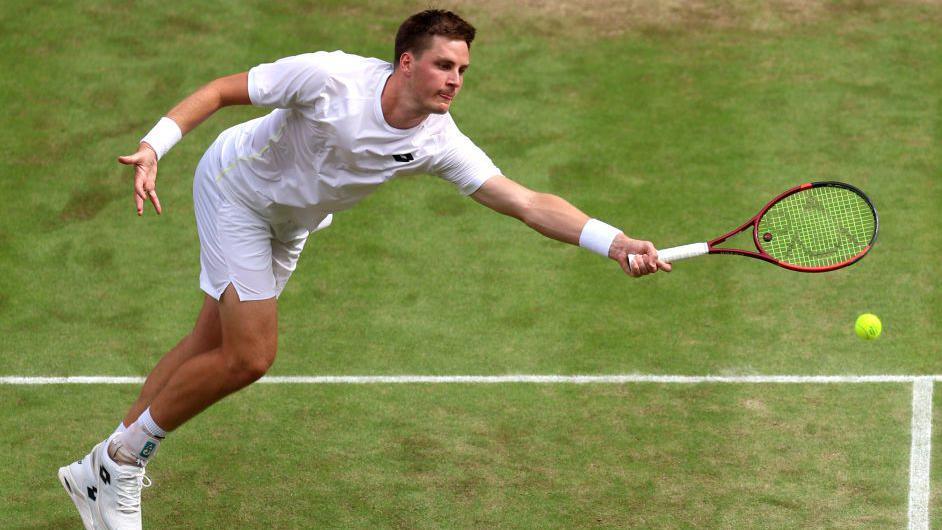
[706, 181, 878, 272]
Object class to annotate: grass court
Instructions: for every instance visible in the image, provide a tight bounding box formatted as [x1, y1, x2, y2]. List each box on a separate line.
[1, 0, 940, 527]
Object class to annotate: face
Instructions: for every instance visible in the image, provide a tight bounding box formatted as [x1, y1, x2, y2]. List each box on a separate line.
[403, 36, 470, 115]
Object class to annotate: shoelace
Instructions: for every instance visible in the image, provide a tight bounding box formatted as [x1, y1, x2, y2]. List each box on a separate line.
[113, 466, 152, 514]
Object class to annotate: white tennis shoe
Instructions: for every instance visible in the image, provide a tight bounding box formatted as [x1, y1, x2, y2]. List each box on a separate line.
[61, 438, 151, 530]
[58, 453, 100, 530]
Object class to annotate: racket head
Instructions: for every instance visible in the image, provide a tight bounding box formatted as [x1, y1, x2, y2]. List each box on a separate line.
[752, 181, 878, 272]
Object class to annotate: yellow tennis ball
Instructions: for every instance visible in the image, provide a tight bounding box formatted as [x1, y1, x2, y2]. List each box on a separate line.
[855, 313, 882, 340]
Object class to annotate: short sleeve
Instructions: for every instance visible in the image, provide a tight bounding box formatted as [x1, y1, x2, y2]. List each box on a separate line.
[248, 52, 332, 109]
[430, 131, 501, 196]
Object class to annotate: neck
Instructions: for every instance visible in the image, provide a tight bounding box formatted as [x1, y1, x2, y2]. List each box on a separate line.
[381, 70, 428, 130]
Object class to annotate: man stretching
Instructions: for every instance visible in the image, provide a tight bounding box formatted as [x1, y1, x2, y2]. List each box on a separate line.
[58, 9, 670, 529]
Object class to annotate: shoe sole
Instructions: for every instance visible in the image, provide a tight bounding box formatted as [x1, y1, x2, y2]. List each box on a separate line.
[58, 464, 99, 530]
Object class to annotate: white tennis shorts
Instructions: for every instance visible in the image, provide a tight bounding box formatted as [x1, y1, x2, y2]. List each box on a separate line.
[193, 146, 327, 302]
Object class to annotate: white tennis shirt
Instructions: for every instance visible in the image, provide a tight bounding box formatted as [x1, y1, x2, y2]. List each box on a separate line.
[212, 50, 500, 230]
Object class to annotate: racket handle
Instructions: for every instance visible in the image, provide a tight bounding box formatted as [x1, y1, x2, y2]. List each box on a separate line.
[628, 242, 709, 268]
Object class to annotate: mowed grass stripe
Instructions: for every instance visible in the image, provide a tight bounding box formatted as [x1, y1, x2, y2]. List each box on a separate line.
[0, 383, 912, 527]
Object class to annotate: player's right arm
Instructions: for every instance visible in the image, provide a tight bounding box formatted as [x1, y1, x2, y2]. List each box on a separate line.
[471, 176, 670, 277]
[118, 72, 250, 216]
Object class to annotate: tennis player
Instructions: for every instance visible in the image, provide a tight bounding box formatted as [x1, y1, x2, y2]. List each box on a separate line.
[58, 10, 670, 529]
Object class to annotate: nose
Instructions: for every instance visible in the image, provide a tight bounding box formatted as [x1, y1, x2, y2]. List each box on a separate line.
[448, 69, 462, 88]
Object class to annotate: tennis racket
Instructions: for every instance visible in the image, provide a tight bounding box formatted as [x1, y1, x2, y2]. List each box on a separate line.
[629, 181, 879, 273]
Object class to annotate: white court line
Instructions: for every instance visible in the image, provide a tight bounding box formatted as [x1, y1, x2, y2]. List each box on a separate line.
[909, 378, 934, 530]
[0, 376, 145, 385]
[258, 374, 928, 384]
[1, 374, 940, 385]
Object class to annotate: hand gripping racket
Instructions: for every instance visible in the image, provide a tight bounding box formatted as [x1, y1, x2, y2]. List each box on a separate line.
[629, 182, 879, 272]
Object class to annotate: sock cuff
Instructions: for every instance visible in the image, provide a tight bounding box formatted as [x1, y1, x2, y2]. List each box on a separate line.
[139, 408, 167, 438]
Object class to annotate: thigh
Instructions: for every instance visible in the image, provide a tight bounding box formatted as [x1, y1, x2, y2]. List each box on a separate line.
[189, 294, 223, 352]
[218, 284, 278, 364]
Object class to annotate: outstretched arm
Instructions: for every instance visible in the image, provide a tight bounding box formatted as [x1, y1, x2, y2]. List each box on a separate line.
[119, 72, 251, 216]
[470, 175, 671, 277]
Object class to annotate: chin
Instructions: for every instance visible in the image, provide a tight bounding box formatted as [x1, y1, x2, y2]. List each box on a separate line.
[426, 97, 452, 114]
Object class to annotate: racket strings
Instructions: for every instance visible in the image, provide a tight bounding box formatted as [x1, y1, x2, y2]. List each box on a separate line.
[758, 186, 876, 268]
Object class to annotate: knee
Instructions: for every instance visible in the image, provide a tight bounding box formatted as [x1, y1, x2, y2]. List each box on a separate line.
[226, 346, 276, 384]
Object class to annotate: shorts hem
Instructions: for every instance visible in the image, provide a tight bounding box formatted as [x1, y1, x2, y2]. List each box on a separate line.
[200, 278, 278, 302]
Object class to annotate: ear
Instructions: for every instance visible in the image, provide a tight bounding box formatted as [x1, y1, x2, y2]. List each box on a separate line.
[399, 51, 414, 76]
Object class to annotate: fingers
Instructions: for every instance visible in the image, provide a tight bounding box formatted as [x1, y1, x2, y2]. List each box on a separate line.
[640, 253, 659, 275]
[135, 186, 162, 216]
[148, 189, 163, 215]
[625, 254, 657, 277]
[134, 170, 147, 215]
[622, 241, 669, 277]
[639, 242, 672, 272]
[123, 148, 161, 216]
[643, 246, 668, 273]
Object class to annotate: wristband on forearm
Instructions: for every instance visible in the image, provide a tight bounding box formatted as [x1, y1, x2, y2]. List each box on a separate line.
[140, 117, 183, 161]
[579, 219, 622, 257]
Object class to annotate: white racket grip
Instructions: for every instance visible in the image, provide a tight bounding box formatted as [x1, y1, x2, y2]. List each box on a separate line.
[628, 242, 709, 267]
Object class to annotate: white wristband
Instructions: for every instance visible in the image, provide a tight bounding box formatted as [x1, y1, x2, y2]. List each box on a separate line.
[140, 117, 183, 161]
[579, 219, 622, 258]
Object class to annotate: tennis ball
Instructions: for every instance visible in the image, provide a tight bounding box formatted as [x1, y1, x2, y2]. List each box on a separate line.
[855, 313, 882, 340]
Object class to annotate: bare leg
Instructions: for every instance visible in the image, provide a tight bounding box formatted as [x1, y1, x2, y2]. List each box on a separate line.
[121, 294, 223, 427]
[145, 284, 278, 432]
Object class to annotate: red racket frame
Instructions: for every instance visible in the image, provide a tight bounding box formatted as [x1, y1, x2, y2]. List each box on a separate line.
[706, 182, 879, 272]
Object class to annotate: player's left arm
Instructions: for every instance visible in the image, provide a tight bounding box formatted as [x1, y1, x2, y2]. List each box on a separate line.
[470, 175, 670, 276]
[119, 72, 252, 216]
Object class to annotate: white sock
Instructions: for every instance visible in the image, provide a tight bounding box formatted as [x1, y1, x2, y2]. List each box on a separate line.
[110, 408, 166, 466]
[113, 422, 127, 438]
[139, 408, 167, 438]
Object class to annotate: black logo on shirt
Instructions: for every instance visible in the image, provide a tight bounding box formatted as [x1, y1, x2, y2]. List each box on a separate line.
[392, 153, 414, 163]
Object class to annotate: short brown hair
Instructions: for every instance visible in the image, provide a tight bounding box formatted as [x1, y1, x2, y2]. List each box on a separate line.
[394, 10, 475, 68]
